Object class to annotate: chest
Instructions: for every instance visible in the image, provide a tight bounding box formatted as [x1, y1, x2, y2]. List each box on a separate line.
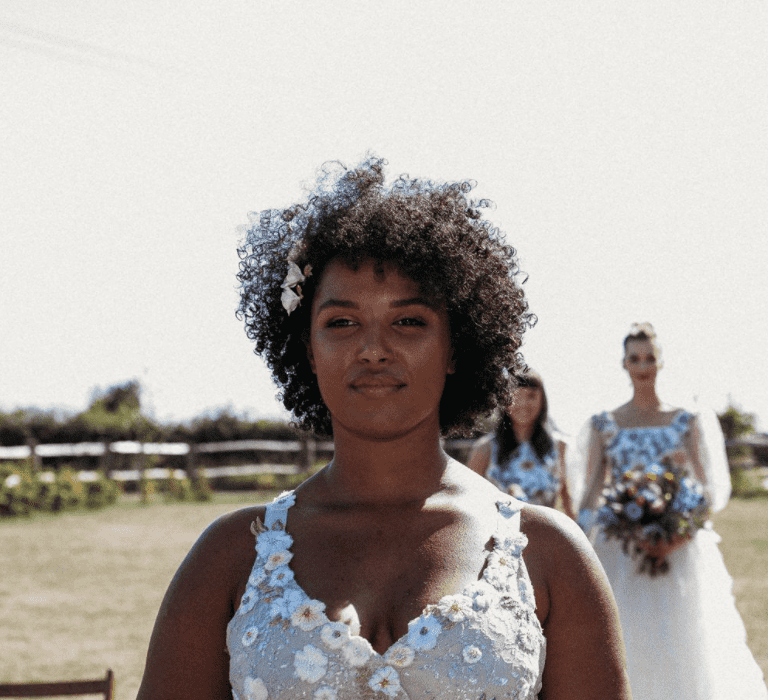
[287, 508, 493, 648]
[603, 423, 691, 478]
[226, 496, 546, 700]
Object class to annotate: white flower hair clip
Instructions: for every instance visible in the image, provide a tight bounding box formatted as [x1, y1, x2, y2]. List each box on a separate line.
[281, 262, 313, 315]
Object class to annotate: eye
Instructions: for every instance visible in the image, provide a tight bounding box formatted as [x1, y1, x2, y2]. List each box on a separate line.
[326, 317, 356, 328]
[394, 317, 426, 327]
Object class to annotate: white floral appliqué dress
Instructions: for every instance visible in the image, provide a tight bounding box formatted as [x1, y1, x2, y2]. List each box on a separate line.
[581, 410, 767, 700]
[227, 492, 546, 700]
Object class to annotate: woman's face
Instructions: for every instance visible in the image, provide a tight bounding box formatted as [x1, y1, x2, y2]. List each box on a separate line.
[623, 338, 661, 386]
[307, 258, 455, 440]
[507, 386, 543, 428]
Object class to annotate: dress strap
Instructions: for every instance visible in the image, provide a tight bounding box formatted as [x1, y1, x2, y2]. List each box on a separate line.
[670, 409, 693, 435]
[495, 498, 522, 532]
[264, 490, 297, 529]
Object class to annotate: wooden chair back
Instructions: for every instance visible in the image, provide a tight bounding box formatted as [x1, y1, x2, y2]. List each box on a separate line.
[0, 669, 114, 700]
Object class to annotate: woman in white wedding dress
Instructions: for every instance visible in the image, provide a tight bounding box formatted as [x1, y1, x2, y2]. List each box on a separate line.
[569, 322, 767, 700]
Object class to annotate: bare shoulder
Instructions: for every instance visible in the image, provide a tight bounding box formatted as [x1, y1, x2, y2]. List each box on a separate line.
[520, 504, 599, 584]
[137, 503, 268, 700]
[519, 503, 616, 626]
[611, 402, 631, 420]
[148, 502, 268, 631]
[520, 505, 631, 698]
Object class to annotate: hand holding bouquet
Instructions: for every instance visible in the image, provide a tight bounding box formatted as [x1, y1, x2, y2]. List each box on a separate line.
[597, 452, 710, 576]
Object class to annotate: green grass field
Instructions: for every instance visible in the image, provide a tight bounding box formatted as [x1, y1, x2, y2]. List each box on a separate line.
[1, 494, 765, 699]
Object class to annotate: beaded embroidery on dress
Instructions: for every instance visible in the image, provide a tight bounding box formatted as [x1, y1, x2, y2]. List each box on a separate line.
[227, 492, 546, 700]
[589, 410, 768, 700]
[485, 439, 560, 507]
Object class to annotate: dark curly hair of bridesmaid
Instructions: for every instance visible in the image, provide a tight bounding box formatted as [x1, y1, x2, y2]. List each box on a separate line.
[236, 155, 535, 437]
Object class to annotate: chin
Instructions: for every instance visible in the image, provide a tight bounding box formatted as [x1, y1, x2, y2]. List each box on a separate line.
[333, 411, 438, 442]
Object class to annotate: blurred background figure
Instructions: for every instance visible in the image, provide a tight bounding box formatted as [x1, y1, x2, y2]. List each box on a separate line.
[468, 370, 575, 517]
[568, 322, 767, 700]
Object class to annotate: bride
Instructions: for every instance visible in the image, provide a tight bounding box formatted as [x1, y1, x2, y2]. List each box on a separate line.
[137, 156, 631, 699]
[569, 322, 767, 700]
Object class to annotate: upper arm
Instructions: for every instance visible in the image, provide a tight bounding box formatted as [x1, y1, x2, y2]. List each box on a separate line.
[581, 425, 607, 511]
[137, 510, 259, 700]
[523, 509, 632, 700]
[683, 414, 709, 485]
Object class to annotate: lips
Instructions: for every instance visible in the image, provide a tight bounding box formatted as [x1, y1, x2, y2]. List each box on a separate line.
[350, 373, 406, 395]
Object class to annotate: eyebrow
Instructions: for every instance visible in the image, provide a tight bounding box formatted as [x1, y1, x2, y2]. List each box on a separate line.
[317, 297, 437, 312]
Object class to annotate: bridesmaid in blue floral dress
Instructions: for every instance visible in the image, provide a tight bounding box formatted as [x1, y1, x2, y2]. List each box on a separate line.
[568, 323, 767, 700]
[469, 371, 575, 518]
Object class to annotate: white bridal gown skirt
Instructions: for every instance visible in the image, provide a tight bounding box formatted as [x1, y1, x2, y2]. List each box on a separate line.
[593, 526, 768, 700]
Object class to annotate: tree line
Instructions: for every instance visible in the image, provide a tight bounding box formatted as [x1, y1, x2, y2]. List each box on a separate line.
[0, 380, 299, 447]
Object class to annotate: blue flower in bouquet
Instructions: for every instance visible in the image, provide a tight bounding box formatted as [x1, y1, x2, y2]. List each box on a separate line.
[673, 477, 706, 511]
[644, 462, 665, 477]
[624, 502, 643, 521]
[639, 488, 658, 502]
[597, 506, 619, 527]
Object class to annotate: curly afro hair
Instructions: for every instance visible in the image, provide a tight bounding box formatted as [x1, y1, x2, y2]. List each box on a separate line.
[236, 155, 535, 437]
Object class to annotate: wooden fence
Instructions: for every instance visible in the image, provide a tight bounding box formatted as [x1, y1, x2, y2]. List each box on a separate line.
[0, 438, 478, 483]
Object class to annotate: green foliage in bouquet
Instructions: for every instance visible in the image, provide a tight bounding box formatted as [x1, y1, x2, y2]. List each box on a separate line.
[597, 452, 711, 576]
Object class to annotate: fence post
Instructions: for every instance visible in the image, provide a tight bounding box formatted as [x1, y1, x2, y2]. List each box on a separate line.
[99, 441, 112, 475]
[300, 437, 317, 472]
[27, 439, 42, 473]
[186, 442, 199, 477]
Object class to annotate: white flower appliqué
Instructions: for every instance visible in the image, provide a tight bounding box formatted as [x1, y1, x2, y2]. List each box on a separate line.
[291, 600, 328, 632]
[243, 676, 268, 700]
[368, 666, 402, 697]
[437, 594, 473, 623]
[496, 500, 519, 519]
[406, 614, 442, 651]
[320, 621, 350, 650]
[281, 262, 312, 315]
[241, 626, 259, 647]
[265, 550, 293, 571]
[269, 565, 295, 587]
[257, 530, 293, 558]
[342, 636, 374, 667]
[483, 550, 515, 591]
[294, 644, 328, 683]
[462, 645, 483, 664]
[384, 643, 415, 668]
[248, 569, 267, 588]
[270, 589, 303, 619]
[239, 588, 259, 615]
[518, 577, 534, 606]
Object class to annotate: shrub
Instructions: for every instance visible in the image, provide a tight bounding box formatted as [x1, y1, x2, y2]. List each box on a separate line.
[0, 462, 119, 517]
[0, 462, 38, 517]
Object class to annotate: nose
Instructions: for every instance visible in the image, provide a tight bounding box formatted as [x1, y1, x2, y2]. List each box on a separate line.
[357, 324, 391, 364]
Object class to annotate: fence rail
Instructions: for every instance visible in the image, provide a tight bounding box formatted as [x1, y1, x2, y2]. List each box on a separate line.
[0, 439, 334, 460]
[0, 438, 477, 475]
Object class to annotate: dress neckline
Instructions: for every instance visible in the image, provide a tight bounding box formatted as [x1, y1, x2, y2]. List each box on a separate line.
[261, 492, 527, 658]
[606, 408, 688, 432]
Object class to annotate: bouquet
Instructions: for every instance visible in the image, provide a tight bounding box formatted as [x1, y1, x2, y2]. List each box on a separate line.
[597, 453, 710, 576]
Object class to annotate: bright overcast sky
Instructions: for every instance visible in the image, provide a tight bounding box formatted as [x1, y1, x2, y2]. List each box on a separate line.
[1, 1, 767, 435]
